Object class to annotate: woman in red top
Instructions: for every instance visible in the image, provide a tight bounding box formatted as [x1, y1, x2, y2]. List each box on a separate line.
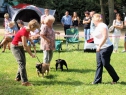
[11, 19, 40, 86]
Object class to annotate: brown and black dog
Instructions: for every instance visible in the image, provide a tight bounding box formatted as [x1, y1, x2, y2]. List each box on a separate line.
[36, 63, 50, 77]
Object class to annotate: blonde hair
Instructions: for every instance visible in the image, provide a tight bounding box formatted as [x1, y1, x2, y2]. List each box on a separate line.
[92, 13, 103, 22]
[44, 15, 55, 24]
[4, 13, 9, 18]
[8, 21, 15, 26]
[28, 19, 40, 29]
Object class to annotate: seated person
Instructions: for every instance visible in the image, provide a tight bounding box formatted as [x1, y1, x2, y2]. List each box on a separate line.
[16, 19, 25, 29]
[27, 29, 40, 52]
[0, 21, 18, 52]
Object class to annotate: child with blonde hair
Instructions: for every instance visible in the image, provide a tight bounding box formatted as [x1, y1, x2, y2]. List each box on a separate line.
[4, 13, 11, 30]
[0, 21, 18, 52]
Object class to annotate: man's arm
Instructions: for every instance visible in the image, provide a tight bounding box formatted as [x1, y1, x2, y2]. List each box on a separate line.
[61, 16, 64, 26]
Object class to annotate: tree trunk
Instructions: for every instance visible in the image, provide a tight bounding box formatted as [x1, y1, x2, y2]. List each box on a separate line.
[108, 0, 114, 27]
[100, 0, 105, 23]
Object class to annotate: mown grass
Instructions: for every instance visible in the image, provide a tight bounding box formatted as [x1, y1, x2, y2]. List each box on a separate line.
[0, 36, 126, 95]
[0, 21, 126, 95]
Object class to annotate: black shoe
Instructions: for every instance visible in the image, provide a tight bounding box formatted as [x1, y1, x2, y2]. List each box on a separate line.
[112, 77, 119, 84]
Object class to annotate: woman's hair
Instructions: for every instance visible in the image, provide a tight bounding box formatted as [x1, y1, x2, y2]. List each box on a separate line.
[84, 11, 90, 15]
[4, 13, 9, 18]
[116, 13, 121, 19]
[92, 13, 103, 22]
[44, 15, 55, 24]
[73, 12, 78, 17]
[17, 20, 24, 25]
[28, 19, 40, 29]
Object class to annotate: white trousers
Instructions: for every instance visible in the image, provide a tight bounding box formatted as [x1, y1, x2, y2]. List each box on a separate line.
[112, 35, 120, 51]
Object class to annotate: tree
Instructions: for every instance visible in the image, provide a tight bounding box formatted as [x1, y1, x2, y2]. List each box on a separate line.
[108, 0, 114, 27]
[100, 0, 105, 23]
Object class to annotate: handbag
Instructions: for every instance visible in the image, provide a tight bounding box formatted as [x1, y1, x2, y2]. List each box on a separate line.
[108, 25, 114, 33]
[108, 20, 116, 33]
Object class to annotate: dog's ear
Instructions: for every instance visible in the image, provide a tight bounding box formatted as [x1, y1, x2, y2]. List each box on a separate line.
[36, 64, 38, 67]
[56, 60, 58, 62]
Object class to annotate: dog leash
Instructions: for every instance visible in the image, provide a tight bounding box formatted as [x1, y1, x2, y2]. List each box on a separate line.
[32, 45, 42, 63]
[36, 55, 42, 63]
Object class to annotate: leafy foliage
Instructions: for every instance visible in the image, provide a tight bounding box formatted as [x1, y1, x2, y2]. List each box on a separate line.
[17, 0, 125, 22]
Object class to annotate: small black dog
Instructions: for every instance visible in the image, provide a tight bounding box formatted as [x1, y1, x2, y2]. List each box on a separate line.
[55, 59, 68, 71]
[36, 63, 49, 77]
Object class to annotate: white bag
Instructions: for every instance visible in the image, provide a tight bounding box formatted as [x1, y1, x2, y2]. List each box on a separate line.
[108, 26, 114, 33]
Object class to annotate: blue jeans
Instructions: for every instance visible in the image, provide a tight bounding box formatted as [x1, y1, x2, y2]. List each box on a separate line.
[27, 39, 40, 46]
[84, 29, 90, 41]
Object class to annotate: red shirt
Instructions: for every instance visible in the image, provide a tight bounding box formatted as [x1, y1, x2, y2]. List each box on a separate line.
[12, 27, 30, 45]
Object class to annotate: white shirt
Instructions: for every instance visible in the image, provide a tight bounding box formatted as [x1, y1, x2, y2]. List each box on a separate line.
[30, 29, 39, 35]
[112, 20, 123, 35]
[124, 16, 126, 21]
[92, 23, 112, 49]
[124, 16, 126, 26]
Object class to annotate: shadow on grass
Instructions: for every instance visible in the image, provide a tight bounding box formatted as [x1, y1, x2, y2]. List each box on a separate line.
[63, 68, 96, 73]
[32, 80, 83, 86]
[0, 73, 33, 95]
[44, 74, 58, 79]
[84, 81, 126, 85]
[118, 46, 124, 49]
[51, 68, 96, 74]
[119, 81, 126, 85]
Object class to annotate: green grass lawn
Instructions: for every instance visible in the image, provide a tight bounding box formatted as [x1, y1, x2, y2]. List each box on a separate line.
[0, 22, 126, 95]
[0, 37, 126, 95]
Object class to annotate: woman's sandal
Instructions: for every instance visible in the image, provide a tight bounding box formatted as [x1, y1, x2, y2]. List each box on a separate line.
[22, 82, 33, 86]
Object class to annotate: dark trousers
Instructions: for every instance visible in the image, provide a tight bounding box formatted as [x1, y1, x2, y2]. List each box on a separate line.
[11, 44, 28, 82]
[93, 45, 119, 84]
[64, 25, 70, 35]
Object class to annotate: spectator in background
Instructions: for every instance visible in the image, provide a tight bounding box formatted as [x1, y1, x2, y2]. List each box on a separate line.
[4, 13, 11, 30]
[114, 9, 118, 20]
[122, 13, 126, 52]
[72, 12, 80, 29]
[41, 9, 50, 25]
[27, 29, 40, 53]
[112, 13, 123, 53]
[2, 0, 8, 12]
[61, 11, 72, 35]
[83, 11, 91, 41]
[90, 11, 95, 33]
[11, 19, 40, 86]
[40, 8, 50, 47]
[17, 20, 25, 29]
[92, 13, 119, 84]
[0, 21, 18, 52]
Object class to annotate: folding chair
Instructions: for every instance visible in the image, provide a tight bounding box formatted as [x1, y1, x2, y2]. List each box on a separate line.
[66, 28, 79, 50]
[55, 34, 62, 51]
